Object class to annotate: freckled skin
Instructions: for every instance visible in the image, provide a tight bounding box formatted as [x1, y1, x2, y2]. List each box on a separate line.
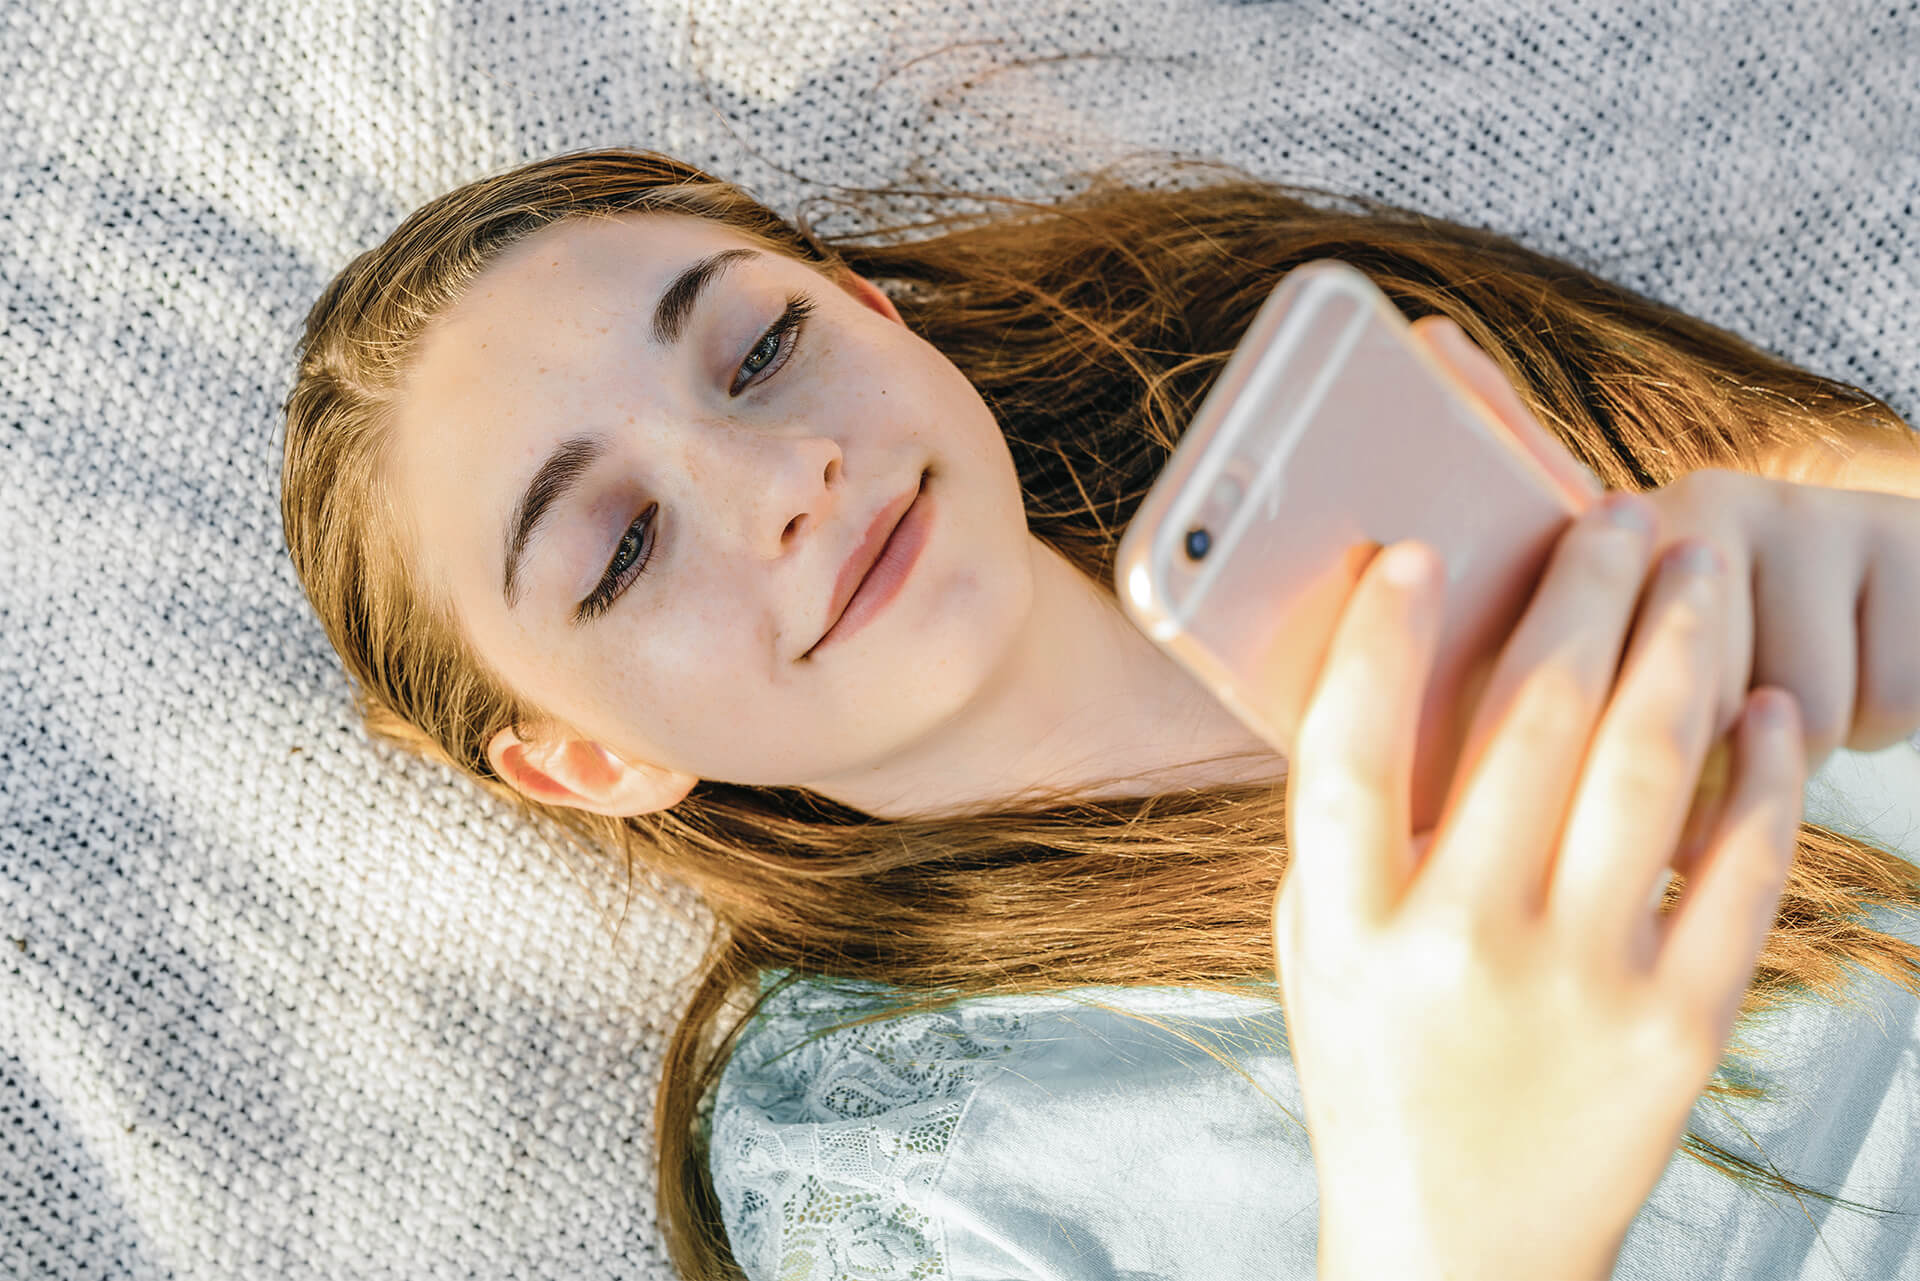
[390, 211, 1282, 821]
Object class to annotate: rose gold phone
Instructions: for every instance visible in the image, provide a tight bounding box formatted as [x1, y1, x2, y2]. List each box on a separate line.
[1114, 260, 1603, 833]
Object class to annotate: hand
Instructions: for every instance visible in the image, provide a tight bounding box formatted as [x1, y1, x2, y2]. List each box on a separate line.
[1422, 315, 1920, 779]
[1274, 505, 1809, 1280]
[1637, 469, 1920, 770]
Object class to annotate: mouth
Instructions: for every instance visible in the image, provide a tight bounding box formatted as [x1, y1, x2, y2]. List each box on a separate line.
[805, 471, 931, 657]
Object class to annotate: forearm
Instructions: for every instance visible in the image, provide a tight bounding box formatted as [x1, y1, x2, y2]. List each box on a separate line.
[1316, 1212, 1623, 1281]
[1319, 1254, 1617, 1281]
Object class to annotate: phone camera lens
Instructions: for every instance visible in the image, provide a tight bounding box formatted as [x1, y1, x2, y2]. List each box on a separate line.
[1184, 527, 1211, 560]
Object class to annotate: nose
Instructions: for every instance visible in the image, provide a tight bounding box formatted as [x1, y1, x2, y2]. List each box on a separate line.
[737, 433, 843, 559]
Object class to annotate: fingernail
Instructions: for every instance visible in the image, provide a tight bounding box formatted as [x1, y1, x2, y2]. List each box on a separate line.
[1381, 541, 1434, 588]
[1751, 688, 1797, 731]
[1601, 493, 1654, 533]
[1430, 317, 1471, 356]
[1665, 540, 1724, 575]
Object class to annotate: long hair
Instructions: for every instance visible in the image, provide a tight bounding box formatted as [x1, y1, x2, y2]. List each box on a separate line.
[280, 147, 1920, 1280]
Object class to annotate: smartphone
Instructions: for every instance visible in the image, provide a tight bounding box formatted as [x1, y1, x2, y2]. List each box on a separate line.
[1113, 260, 1604, 834]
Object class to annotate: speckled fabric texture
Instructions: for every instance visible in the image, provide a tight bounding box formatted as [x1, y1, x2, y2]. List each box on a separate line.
[1, 2, 1915, 1277]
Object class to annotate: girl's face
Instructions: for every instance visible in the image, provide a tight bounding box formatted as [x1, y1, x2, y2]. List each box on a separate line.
[388, 211, 1035, 804]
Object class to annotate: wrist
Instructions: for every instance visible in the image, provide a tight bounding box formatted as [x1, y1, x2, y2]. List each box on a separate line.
[1316, 1213, 1623, 1281]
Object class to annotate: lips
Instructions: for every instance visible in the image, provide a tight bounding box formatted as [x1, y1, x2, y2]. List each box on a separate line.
[815, 477, 923, 652]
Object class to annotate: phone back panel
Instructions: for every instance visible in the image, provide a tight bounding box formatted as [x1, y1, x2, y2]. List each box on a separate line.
[1115, 260, 1601, 830]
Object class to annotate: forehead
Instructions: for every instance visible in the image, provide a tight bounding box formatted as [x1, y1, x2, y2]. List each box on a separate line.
[435, 210, 764, 336]
[387, 212, 767, 590]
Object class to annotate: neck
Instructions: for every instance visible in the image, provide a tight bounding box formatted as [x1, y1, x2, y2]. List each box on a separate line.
[811, 538, 1287, 821]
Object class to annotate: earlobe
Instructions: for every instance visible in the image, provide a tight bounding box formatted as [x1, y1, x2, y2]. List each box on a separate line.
[486, 724, 698, 817]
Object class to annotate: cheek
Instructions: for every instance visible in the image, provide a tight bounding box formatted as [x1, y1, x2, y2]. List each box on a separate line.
[611, 607, 770, 731]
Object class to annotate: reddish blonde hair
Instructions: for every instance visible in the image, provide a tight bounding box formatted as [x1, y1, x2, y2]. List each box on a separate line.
[282, 148, 1920, 1279]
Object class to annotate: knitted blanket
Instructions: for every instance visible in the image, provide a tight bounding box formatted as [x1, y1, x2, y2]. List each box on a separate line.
[2, 2, 1915, 1277]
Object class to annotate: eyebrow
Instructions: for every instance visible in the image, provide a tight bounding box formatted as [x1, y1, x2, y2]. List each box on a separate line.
[500, 246, 763, 610]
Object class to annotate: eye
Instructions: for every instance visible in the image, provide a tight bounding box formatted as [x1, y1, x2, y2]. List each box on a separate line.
[570, 292, 818, 625]
[729, 291, 815, 395]
[574, 502, 657, 624]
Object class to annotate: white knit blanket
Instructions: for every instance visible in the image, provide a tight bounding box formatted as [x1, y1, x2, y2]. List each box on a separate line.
[2, 2, 1915, 1277]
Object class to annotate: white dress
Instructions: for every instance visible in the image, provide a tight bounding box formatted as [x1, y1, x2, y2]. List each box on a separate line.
[709, 743, 1920, 1281]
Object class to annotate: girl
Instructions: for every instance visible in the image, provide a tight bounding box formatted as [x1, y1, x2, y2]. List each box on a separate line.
[280, 148, 1920, 1279]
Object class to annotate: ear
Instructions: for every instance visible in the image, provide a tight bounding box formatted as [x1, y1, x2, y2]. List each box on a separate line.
[486, 724, 698, 817]
[840, 270, 905, 326]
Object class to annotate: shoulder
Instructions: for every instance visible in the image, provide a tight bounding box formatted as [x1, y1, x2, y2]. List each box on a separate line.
[708, 974, 1033, 1281]
[714, 975, 1328, 1275]
[713, 974, 1289, 1121]
[707, 974, 1315, 1281]
[715, 972, 1035, 1121]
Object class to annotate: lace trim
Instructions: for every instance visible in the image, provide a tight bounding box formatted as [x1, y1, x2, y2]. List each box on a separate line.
[712, 979, 1028, 1281]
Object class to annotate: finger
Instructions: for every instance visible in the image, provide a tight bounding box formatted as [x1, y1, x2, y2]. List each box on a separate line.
[1653, 688, 1807, 1035]
[1711, 540, 1755, 748]
[1671, 732, 1738, 882]
[1551, 538, 1730, 955]
[1412, 493, 1658, 921]
[1672, 536, 1747, 881]
[1747, 484, 1860, 764]
[1643, 469, 1760, 761]
[1286, 539, 1443, 932]
[1847, 500, 1920, 751]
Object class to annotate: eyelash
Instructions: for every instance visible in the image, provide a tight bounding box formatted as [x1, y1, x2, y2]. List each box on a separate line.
[573, 290, 817, 623]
